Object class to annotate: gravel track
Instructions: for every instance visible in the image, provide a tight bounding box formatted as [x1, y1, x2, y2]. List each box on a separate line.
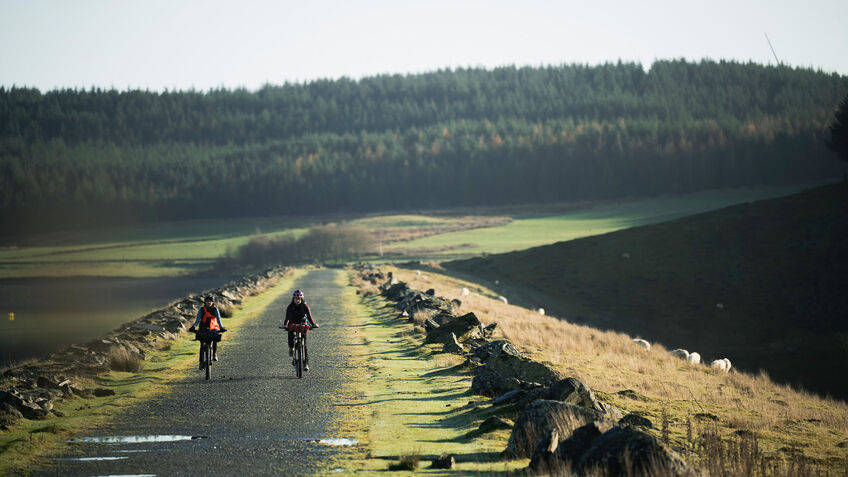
[41, 269, 356, 476]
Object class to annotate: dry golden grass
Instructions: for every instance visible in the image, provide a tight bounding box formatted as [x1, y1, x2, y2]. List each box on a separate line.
[383, 266, 848, 471]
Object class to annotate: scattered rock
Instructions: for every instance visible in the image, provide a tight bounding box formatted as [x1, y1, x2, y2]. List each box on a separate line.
[425, 288, 436, 296]
[430, 453, 454, 469]
[615, 389, 648, 401]
[478, 416, 514, 433]
[620, 413, 654, 429]
[694, 412, 719, 422]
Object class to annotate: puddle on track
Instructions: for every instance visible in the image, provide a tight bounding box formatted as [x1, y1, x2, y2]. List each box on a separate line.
[317, 438, 358, 446]
[67, 435, 206, 444]
[60, 457, 129, 462]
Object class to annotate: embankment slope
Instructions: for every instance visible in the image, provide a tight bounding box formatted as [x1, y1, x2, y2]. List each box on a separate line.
[447, 181, 848, 399]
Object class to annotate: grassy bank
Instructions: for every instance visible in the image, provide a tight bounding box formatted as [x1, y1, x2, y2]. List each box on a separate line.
[386, 266, 848, 473]
[0, 269, 305, 474]
[445, 182, 848, 400]
[328, 269, 527, 474]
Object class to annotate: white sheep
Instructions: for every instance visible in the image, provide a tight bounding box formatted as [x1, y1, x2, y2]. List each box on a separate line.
[497, 296, 508, 304]
[460, 287, 470, 296]
[632, 338, 651, 350]
[687, 352, 701, 365]
[415, 270, 421, 275]
[670, 349, 690, 360]
[710, 358, 732, 373]
[537, 308, 545, 315]
[494, 280, 500, 285]
[622, 252, 631, 259]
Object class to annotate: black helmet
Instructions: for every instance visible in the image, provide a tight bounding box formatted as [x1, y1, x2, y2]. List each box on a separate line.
[204, 295, 215, 303]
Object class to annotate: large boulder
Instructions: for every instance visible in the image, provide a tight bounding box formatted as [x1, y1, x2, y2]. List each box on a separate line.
[544, 378, 621, 418]
[425, 313, 482, 344]
[382, 282, 411, 301]
[506, 400, 609, 458]
[577, 425, 693, 476]
[555, 420, 615, 469]
[485, 352, 563, 386]
[528, 429, 561, 474]
[442, 333, 466, 354]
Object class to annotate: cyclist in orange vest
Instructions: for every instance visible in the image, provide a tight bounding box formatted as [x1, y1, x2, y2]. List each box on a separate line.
[188, 295, 227, 362]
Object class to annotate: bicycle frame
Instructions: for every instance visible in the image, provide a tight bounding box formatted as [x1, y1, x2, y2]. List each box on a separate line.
[287, 323, 310, 378]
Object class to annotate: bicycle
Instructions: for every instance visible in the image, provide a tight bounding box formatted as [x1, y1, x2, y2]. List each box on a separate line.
[194, 329, 224, 380]
[286, 323, 310, 379]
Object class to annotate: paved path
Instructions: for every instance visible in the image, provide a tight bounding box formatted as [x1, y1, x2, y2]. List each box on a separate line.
[43, 269, 356, 476]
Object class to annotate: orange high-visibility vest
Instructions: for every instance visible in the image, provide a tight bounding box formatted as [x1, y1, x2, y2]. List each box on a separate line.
[201, 306, 221, 331]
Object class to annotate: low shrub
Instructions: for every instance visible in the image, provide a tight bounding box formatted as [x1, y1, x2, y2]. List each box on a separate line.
[108, 346, 142, 373]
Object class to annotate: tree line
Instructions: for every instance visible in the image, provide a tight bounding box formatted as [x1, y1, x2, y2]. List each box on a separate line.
[1, 59, 846, 235]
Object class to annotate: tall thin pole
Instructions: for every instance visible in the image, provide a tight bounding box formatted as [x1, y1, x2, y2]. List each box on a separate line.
[765, 33, 781, 66]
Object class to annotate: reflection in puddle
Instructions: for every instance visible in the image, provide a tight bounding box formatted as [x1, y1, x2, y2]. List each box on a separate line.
[61, 456, 128, 462]
[318, 438, 358, 446]
[68, 435, 203, 444]
[114, 449, 152, 453]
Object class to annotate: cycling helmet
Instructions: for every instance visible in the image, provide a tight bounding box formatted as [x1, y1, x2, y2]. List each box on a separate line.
[292, 290, 304, 298]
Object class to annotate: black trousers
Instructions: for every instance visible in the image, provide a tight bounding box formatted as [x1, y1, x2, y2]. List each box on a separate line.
[198, 341, 217, 362]
[288, 331, 309, 364]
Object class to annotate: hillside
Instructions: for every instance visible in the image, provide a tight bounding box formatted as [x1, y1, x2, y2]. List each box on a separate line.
[2, 60, 846, 235]
[446, 181, 848, 400]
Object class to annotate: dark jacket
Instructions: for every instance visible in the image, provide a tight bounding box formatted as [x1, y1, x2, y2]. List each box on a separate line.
[284, 301, 316, 327]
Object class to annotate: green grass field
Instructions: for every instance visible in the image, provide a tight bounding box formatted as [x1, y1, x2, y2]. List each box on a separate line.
[0, 183, 818, 279]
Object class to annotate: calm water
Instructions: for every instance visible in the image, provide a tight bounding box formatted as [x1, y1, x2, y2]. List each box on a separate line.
[0, 276, 229, 364]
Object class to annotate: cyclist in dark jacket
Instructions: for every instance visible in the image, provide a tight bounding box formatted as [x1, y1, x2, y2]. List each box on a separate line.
[283, 289, 318, 370]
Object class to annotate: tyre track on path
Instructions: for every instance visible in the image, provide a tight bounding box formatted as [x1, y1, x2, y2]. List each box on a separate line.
[41, 269, 356, 476]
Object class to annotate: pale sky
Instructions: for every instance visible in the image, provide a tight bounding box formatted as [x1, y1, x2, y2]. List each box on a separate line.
[1, 0, 846, 92]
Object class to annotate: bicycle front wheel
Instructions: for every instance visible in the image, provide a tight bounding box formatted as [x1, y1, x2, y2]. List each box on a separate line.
[296, 338, 303, 379]
[205, 343, 212, 380]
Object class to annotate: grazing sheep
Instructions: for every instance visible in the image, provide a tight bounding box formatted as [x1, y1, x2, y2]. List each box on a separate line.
[460, 287, 470, 297]
[716, 303, 724, 310]
[670, 349, 690, 360]
[494, 280, 500, 285]
[497, 296, 508, 304]
[537, 308, 545, 315]
[632, 338, 651, 350]
[710, 358, 731, 372]
[415, 270, 421, 275]
[687, 352, 701, 365]
[622, 252, 631, 259]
